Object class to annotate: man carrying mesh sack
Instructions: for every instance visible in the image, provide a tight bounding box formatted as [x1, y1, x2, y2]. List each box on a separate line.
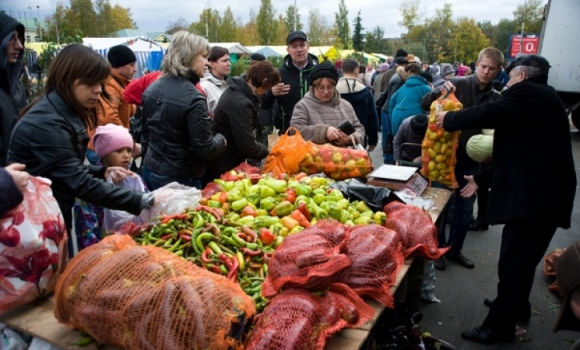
[420, 47, 505, 271]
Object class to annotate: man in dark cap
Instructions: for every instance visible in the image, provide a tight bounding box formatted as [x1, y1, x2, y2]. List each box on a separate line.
[436, 53, 576, 344]
[260, 30, 319, 133]
[0, 13, 27, 167]
[250, 52, 266, 65]
[393, 114, 427, 163]
[554, 240, 580, 347]
[86, 45, 138, 165]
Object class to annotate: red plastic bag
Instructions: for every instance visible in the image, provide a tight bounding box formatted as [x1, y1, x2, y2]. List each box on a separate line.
[0, 176, 67, 314]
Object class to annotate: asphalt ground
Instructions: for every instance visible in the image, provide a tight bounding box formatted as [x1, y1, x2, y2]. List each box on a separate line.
[367, 127, 580, 350]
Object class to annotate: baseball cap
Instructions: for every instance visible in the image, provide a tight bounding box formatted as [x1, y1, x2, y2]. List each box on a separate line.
[286, 31, 308, 45]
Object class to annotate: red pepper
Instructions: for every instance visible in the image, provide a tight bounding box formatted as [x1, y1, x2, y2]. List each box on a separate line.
[264, 252, 273, 263]
[248, 173, 262, 184]
[201, 247, 213, 263]
[161, 213, 187, 224]
[227, 256, 239, 281]
[297, 202, 312, 221]
[178, 229, 192, 242]
[290, 209, 310, 228]
[218, 254, 234, 269]
[258, 228, 275, 246]
[160, 233, 173, 241]
[294, 172, 307, 181]
[211, 265, 222, 274]
[242, 226, 258, 242]
[241, 247, 263, 256]
[285, 188, 297, 204]
[240, 205, 257, 218]
[195, 205, 223, 221]
[219, 191, 228, 204]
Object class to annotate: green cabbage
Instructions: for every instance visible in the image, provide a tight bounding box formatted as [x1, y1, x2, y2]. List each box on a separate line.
[466, 134, 493, 162]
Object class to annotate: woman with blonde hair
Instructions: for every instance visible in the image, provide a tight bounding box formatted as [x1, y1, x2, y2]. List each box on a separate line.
[8, 44, 153, 256]
[140, 30, 226, 190]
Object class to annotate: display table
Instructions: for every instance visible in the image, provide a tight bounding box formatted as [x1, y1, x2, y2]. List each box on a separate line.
[0, 187, 452, 350]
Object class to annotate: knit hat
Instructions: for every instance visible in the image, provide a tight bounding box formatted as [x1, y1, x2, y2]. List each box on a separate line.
[395, 49, 408, 58]
[93, 124, 134, 158]
[440, 64, 455, 77]
[410, 114, 428, 136]
[250, 52, 266, 61]
[554, 240, 580, 332]
[379, 63, 390, 72]
[308, 62, 339, 87]
[419, 72, 433, 83]
[107, 45, 137, 68]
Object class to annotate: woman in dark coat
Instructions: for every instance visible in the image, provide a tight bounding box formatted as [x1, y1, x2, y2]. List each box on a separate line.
[203, 61, 280, 183]
[8, 44, 153, 256]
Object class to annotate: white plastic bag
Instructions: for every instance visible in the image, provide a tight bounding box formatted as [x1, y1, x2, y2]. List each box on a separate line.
[149, 182, 202, 221]
[102, 175, 147, 233]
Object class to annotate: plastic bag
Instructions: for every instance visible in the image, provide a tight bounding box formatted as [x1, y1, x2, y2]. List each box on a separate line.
[263, 127, 311, 176]
[420, 90, 461, 188]
[0, 176, 67, 314]
[149, 182, 202, 220]
[102, 175, 147, 233]
[330, 178, 402, 211]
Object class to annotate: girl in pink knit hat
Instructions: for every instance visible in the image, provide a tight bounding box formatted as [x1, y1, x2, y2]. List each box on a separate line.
[73, 124, 147, 250]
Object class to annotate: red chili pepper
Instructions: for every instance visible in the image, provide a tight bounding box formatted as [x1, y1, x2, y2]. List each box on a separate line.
[264, 252, 274, 263]
[242, 226, 258, 242]
[160, 233, 173, 241]
[241, 247, 263, 256]
[178, 229, 192, 242]
[201, 247, 213, 263]
[258, 228, 275, 246]
[290, 209, 310, 228]
[227, 255, 239, 281]
[211, 265, 222, 274]
[294, 172, 307, 181]
[297, 202, 312, 221]
[238, 232, 248, 240]
[196, 205, 223, 221]
[218, 254, 234, 269]
[284, 188, 297, 204]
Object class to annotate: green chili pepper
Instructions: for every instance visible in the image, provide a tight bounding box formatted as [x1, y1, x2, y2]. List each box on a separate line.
[208, 241, 223, 255]
[196, 232, 214, 254]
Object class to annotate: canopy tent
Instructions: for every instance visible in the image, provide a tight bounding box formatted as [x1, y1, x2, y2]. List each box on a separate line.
[83, 36, 166, 77]
[340, 50, 381, 65]
[309, 46, 340, 62]
[372, 53, 390, 63]
[267, 46, 289, 57]
[210, 42, 251, 55]
[244, 46, 282, 58]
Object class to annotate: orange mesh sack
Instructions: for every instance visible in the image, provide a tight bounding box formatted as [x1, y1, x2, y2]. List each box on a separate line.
[383, 202, 449, 259]
[298, 143, 373, 180]
[245, 283, 375, 350]
[261, 219, 351, 298]
[420, 90, 462, 188]
[336, 224, 405, 307]
[54, 234, 255, 350]
[263, 127, 312, 176]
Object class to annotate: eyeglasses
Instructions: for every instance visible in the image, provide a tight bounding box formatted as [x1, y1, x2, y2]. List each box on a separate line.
[315, 85, 335, 92]
[8, 35, 23, 45]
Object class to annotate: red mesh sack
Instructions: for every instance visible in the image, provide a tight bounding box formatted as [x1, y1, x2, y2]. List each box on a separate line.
[336, 224, 405, 307]
[298, 143, 373, 179]
[54, 234, 255, 350]
[261, 219, 351, 298]
[383, 202, 449, 259]
[420, 90, 461, 189]
[245, 283, 375, 350]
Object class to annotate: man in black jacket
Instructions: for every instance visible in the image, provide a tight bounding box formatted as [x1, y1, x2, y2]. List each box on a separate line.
[260, 31, 318, 133]
[436, 54, 576, 344]
[0, 13, 26, 167]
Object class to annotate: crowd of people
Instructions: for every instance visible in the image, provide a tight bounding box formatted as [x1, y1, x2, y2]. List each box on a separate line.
[0, 11, 578, 348]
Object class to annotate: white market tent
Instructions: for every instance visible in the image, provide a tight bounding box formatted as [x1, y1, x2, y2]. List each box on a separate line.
[210, 42, 252, 55]
[83, 36, 165, 77]
[244, 45, 282, 58]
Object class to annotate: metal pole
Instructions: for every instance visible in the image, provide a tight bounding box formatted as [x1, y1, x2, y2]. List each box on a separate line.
[37, 6, 42, 41]
[294, 0, 297, 31]
[519, 0, 526, 54]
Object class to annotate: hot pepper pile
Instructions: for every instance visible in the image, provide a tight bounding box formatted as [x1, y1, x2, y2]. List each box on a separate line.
[133, 171, 387, 312]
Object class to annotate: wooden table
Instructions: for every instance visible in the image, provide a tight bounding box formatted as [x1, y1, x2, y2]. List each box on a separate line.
[0, 187, 452, 350]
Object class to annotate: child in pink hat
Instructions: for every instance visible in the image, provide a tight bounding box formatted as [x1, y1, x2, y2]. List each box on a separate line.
[73, 124, 147, 250]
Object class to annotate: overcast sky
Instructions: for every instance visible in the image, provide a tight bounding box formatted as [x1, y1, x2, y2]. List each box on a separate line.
[2, 0, 545, 38]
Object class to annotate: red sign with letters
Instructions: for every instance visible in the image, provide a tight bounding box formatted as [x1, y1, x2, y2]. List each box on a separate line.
[509, 35, 539, 58]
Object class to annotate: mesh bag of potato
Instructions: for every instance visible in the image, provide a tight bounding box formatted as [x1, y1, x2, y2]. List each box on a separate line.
[54, 234, 255, 350]
[420, 91, 462, 188]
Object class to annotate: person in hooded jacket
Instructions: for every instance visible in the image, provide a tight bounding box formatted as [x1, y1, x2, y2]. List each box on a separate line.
[200, 46, 231, 116]
[336, 58, 379, 151]
[0, 13, 27, 167]
[140, 31, 226, 190]
[260, 31, 319, 133]
[290, 62, 365, 147]
[203, 61, 280, 184]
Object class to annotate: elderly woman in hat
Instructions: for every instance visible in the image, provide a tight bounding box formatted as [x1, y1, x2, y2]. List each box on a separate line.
[290, 62, 365, 147]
